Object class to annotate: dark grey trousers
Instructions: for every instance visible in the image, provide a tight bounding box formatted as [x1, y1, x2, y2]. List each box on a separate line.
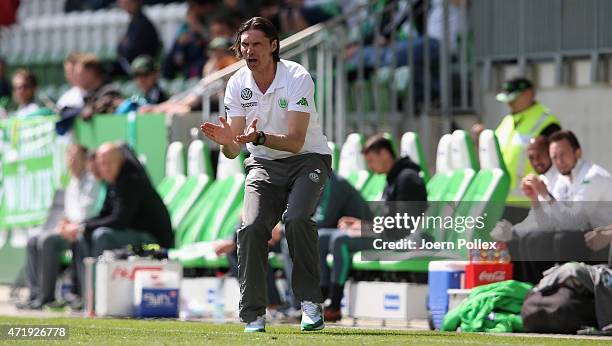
[238, 153, 331, 323]
[25, 232, 69, 304]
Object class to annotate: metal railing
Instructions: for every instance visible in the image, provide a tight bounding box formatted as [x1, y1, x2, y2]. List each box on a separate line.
[196, 0, 473, 147]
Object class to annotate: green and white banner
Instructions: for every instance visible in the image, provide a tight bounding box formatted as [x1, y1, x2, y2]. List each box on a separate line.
[0, 117, 67, 229]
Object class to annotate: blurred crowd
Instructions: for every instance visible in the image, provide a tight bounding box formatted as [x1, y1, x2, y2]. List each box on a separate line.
[0, 0, 470, 123]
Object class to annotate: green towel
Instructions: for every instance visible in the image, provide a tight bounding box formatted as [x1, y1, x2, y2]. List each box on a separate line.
[442, 280, 533, 333]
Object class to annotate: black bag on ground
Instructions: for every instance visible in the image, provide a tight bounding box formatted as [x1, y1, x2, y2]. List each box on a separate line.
[521, 286, 597, 334]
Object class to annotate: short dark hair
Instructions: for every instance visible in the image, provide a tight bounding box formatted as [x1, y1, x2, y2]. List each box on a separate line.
[13, 69, 37, 88]
[231, 17, 280, 62]
[362, 134, 396, 159]
[549, 130, 581, 151]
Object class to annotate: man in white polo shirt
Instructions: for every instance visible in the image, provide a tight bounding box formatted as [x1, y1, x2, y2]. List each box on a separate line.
[201, 17, 331, 333]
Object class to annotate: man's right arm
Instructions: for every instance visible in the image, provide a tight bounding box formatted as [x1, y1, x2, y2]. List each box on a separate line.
[221, 116, 246, 159]
[219, 75, 246, 159]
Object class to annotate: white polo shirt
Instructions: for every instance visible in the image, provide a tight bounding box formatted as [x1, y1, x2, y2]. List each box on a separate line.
[224, 59, 331, 160]
[515, 159, 612, 234]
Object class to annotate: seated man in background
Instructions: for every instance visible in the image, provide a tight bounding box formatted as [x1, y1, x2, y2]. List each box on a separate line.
[11, 69, 40, 118]
[495, 130, 612, 283]
[131, 55, 168, 105]
[67, 142, 173, 295]
[323, 135, 427, 322]
[19, 144, 101, 310]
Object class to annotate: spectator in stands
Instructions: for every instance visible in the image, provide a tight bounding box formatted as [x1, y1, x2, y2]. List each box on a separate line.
[210, 15, 238, 40]
[18, 144, 101, 310]
[493, 77, 561, 213]
[0, 56, 10, 105]
[139, 38, 238, 115]
[57, 53, 86, 110]
[259, 0, 282, 32]
[202, 37, 239, 77]
[131, 55, 168, 105]
[77, 54, 123, 120]
[161, 0, 214, 79]
[117, 0, 162, 75]
[11, 69, 40, 118]
[280, 0, 340, 34]
[346, 0, 466, 102]
[323, 135, 427, 322]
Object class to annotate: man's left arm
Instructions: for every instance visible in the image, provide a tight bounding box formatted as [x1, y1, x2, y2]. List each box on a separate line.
[260, 112, 309, 154]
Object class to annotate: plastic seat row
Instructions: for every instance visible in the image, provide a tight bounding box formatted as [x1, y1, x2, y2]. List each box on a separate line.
[161, 139, 244, 268]
[333, 129, 509, 273]
[0, 3, 187, 65]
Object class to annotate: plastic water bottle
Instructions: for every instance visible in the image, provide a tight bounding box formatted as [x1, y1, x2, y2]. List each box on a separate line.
[213, 272, 225, 323]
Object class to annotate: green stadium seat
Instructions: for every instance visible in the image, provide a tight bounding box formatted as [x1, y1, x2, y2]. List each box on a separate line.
[400, 131, 430, 182]
[187, 140, 214, 178]
[338, 133, 370, 190]
[166, 140, 215, 228]
[328, 141, 340, 172]
[426, 134, 453, 201]
[453, 129, 510, 236]
[156, 141, 186, 205]
[169, 151, 245, 268]
[439, 130, 479, 202]
[345, 131, 480, 274]
[360, 173, 386, 201]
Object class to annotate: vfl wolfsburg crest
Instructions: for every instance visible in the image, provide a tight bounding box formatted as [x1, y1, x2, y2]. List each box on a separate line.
[241, 88, 253, 100]
[278, 98, 288, 109]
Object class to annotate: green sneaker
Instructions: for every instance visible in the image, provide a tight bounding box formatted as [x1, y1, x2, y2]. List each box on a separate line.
[244, 315, 266, 333]
[300, 301, 325, 331]
[43, 300, 68, 312]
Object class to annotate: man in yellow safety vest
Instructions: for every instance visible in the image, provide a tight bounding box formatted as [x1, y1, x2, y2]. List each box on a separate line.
[494, 77, 561, 208]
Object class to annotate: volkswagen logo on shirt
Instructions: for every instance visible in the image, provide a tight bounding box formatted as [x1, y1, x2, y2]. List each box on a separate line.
[241, 88, 253, 100]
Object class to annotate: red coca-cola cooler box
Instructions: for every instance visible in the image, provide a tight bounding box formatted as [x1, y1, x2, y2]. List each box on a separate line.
[465, 262, 512, 288]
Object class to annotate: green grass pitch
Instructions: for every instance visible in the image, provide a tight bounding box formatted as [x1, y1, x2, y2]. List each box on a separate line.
[0, 316, 608, 345]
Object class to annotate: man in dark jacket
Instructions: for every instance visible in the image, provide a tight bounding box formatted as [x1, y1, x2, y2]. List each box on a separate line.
[65, 142, 173, 301]
[117, 0, 161, 75]
[323, 135, 427, 322]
